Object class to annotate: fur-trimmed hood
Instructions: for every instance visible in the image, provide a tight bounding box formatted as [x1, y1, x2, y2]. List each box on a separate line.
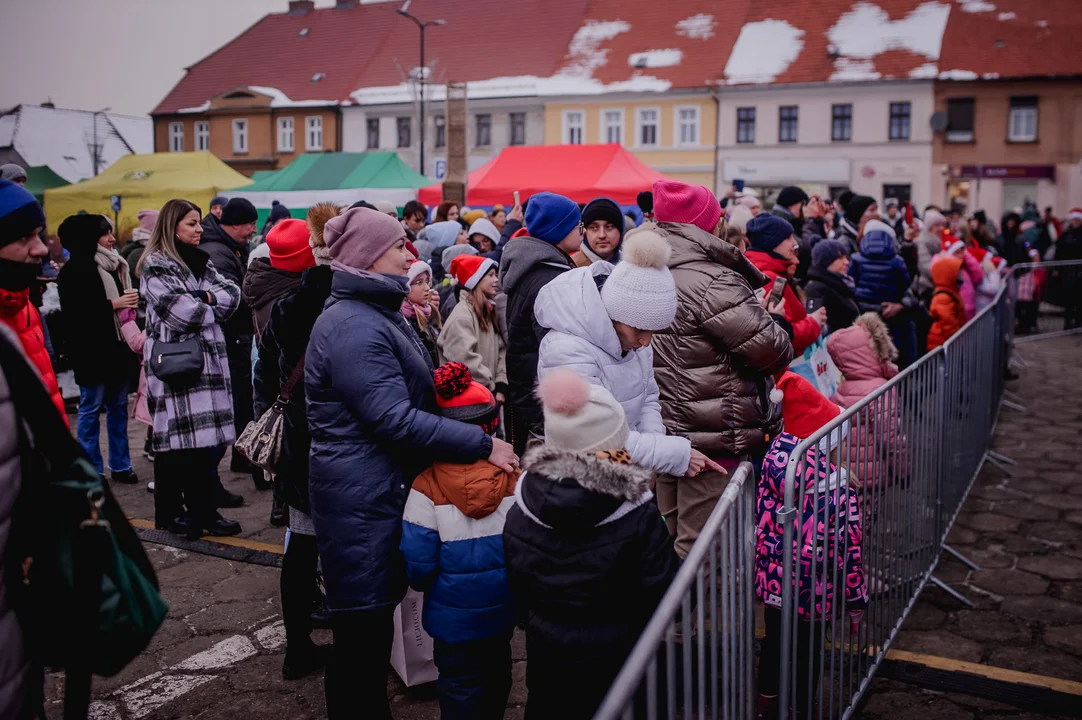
[515, 445, 654, 532]
[854, 312, 897, 363]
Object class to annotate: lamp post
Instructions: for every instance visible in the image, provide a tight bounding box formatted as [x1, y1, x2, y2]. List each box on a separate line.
[396, 1, 445, 176]
[92, 107, 111, 176]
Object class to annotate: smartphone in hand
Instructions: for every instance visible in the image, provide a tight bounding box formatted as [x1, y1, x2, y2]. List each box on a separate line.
[769, 275, 787, 306]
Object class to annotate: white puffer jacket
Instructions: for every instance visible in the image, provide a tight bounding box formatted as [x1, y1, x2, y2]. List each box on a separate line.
[535, 262, 691, 475]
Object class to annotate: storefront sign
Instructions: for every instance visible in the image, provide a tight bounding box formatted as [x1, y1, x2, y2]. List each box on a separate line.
[954, 165, 1055, 180]
[723, 158, 850, 185]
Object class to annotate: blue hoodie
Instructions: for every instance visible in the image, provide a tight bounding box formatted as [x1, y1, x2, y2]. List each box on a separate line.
[849, 221, 911, 308]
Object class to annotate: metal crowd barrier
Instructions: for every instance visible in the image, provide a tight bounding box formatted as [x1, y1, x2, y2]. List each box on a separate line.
[1011, 259, 1082, 341]
[775, 286, 1012, 720]
[593, 462, 757, 720]
[598, 281, 1017, 720]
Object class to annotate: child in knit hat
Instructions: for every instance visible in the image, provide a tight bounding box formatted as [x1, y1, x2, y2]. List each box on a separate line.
[400, 362, 518, 720]
[503, 368, 679, 720]
[438, 254, 506, 400]
[755, 371, 867, 719]
[402, 259, 442, 368]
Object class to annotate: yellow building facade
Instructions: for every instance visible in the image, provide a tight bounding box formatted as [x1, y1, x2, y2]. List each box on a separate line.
[543, 93, 718, 189]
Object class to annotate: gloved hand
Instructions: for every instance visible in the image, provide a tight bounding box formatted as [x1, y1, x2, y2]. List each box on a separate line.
[117, 308, 137, 325]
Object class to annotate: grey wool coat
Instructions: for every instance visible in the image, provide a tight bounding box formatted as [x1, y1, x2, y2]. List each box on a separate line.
[140, 247, 241, 452]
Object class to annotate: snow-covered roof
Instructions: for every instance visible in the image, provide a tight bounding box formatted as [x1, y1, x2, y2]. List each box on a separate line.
[0, 105, 152, 184]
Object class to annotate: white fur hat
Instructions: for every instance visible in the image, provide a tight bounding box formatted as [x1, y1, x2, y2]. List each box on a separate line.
[600, 230, 677, 331]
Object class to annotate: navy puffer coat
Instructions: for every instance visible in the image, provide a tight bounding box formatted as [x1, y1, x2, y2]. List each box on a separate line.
[849, 228, 911, 310]
[306, 269, 493, 612]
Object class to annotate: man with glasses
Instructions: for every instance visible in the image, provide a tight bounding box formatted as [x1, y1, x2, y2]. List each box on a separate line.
[200, 198, 264, 495]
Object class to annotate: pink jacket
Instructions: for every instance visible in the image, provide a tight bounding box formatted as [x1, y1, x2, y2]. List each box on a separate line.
[119, 318, 150, 425]
[826, 317, 908, 486]
[935, 251, 983, 320]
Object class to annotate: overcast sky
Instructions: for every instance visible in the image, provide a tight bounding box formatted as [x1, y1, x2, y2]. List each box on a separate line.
[0, 0, 342, 117]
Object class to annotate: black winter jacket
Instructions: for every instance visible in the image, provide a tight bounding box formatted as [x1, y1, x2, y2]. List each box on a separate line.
[200, 215, 252, 344]
[56, 236, 136, 387]
[498, 237, 574, 432]
[242, 257, 303, 339]
[503, 446, 678, 720]
[804, 267, 861, 334]
[253, 265, 332, 514]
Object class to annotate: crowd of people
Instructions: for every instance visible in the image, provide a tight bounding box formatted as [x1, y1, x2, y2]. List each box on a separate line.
[0, 155, 1078, 720]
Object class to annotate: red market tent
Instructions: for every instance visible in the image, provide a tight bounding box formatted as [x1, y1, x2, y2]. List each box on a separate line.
[418, 144, 674, 207]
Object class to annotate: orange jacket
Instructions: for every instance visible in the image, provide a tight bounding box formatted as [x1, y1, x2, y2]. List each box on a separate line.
[0, 287, 68, 425]
[927, 256, 965, 350]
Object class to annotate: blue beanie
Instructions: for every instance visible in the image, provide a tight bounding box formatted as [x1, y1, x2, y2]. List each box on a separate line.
[0, 180, 45, 248]
[525, 192, 581, 245]
[811, 239, 848, 270]
[746, 213, 795, 254]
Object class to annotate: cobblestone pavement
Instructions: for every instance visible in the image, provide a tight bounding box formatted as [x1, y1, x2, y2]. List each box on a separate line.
[48, 335, 1081, 718]
[859, 334, 1082, 719]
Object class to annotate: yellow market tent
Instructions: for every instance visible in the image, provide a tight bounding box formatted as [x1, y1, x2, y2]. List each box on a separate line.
[44, 152, 253, 237]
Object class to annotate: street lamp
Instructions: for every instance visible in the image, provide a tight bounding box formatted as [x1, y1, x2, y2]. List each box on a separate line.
[396, 0, 445, 176]
[92, 107, 111, 176]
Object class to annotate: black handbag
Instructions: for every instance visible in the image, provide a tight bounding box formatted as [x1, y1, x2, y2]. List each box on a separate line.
[148, 337, 204, 382]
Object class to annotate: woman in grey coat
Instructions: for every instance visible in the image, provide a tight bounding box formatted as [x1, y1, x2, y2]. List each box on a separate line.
[138, 199, 243, 539]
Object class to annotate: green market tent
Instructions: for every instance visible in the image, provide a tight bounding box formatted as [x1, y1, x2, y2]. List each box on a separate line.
[24, 165, 69, 202]
[223, 152, 430, 223]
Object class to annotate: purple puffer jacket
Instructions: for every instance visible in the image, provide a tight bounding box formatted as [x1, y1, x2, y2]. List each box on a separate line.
[755, 432, 868, 619]
[826, 318, 909, 486]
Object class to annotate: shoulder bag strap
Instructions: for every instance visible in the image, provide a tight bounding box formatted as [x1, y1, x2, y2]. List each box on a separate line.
[277, 355, 306, 404]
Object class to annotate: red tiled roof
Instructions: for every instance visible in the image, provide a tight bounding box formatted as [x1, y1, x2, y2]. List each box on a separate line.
[559, 0, 752, 89]
[937, 0, 1082, 80]
[154, 0, 1082, 115]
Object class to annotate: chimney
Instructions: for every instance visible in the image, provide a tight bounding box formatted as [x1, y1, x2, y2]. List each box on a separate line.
[335, 0, 358, 7]
[288, 0, 315, 14]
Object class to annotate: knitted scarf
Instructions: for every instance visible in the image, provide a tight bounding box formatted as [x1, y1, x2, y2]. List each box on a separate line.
[95, 244, 131, 340]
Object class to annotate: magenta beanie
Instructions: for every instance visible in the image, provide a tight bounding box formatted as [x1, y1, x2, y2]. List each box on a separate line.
[323, 207, 406, 270]
[137, 209, 159, 231]
[652, 180, 722, 234]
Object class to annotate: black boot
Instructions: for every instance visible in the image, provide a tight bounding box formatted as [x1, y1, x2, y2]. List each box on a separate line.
[270, 496, 287, 527]
[111, 469, 139, 485]
[282, 640, 331, 681]
[197, 513, 242, 539]
[213, 481, 244, 509]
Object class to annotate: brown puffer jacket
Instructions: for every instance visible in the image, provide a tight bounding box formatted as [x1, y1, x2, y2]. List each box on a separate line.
[651, 222, 794, 457]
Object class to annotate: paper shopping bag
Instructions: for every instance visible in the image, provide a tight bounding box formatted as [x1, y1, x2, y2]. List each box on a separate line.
[390, 588, 438, 686]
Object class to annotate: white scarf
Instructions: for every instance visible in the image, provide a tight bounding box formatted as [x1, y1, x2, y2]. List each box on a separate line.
[95, 244, 132, 340]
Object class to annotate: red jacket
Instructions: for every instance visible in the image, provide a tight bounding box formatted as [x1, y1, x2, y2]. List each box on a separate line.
[745, 250, 821, 354]
[0, 287, 67, 425]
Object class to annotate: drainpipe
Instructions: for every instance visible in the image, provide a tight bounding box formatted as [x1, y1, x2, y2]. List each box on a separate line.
[711, 88, 722, 196]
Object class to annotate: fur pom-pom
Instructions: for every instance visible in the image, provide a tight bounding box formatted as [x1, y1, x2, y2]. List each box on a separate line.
[307, 202, 341, 249]
[620, 230, 671, 269]
[434, 362, 473, 400]
[537, 369, 590, 416]
[769, 387, 784, 404]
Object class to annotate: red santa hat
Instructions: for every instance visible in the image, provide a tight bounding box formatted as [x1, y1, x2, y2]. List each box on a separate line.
[1067, 208, 1082, 222]
[450, 254, 497, 290]
[995, 255, 1009, 271]
[967, 244, 988, 263]
[407, 259, 432, 285]
[941, 234, 966, 256]
[769, 371, 841, 440]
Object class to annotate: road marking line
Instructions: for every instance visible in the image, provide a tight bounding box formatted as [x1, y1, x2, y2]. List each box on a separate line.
[255, 620, 287, 650]
[171, 635, 257, 671]
[884, 648, 1082, 696]
[129, 518, 285, 554]
[118, 673, 217, 719]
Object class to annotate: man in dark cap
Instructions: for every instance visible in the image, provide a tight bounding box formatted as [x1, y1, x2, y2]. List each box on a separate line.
[770, 185, 828, 281]
[574, 197, 625, 266]
[201, 198, 264, 492]
[209, 196, 228, 220]
[836, 194, 878, 256]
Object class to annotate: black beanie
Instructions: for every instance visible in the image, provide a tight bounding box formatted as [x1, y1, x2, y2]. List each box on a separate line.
[844, 195, 876, 226]
[837, 189, 854, 209]
[637, 190, 653, 214]
[581, 198, 625, 238]
[58, 213, 111, 258]
[220, 198, 258, 226]
[776, 186, 809, 210]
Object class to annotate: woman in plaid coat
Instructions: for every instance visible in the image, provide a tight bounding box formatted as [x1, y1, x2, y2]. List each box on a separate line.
[138, 199, 243, 539]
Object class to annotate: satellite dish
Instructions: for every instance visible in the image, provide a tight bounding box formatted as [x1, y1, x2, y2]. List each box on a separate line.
[930, 111, 949, 133]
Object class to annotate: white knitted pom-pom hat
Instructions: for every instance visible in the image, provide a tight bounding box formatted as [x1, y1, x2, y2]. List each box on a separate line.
[600, 229, 677, 331]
